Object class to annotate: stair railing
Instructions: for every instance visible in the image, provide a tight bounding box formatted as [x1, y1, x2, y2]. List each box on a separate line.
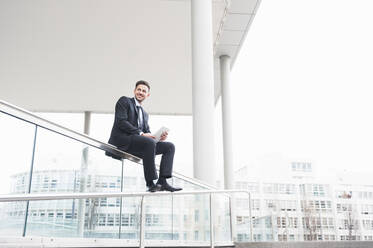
[0, 189, 252, 248]
[0, 99, 215, 190]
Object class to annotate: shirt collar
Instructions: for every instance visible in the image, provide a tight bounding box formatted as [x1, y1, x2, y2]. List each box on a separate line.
[134, 98, 141, 107]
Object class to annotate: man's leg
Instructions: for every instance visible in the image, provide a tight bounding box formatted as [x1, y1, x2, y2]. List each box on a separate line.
[155, 142, 175, 179]
[125, 135, 158, 183]
[155, 142, 182, 191]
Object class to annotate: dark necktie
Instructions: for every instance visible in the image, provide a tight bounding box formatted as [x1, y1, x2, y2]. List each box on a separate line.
[137, 106, 144, 131]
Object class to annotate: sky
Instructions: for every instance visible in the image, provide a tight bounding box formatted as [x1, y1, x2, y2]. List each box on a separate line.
[229, 0, 373, 178]
[2, 0, 373, 193]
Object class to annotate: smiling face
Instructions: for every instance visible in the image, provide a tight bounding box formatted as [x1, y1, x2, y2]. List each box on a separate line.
[134, 84, 150, 103]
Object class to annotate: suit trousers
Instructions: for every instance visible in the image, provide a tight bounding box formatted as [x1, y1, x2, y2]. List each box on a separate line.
[124, 135, 175, 182]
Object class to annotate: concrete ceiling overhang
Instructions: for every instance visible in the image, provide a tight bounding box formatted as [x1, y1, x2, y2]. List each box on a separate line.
[0, 0, 260, 115]
[213, 0, 261, 103]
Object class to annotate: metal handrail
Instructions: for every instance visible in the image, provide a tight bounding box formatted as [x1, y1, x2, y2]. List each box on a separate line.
[0, 99, 139, 162]
[0, 99, 215, 190]
[0, 190, 251, 248]
[0, 189, 249, 202]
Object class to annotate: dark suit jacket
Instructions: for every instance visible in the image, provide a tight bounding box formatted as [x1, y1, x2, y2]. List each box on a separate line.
[108, 96, 150, 151]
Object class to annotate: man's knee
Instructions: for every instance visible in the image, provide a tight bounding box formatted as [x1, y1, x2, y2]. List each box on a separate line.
[143, 137, 157, 150]
[166, 142, 175, 154]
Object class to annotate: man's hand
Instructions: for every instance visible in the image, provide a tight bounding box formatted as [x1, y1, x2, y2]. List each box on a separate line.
[141, 133, 155, 139]
[160, 131, 168, 141]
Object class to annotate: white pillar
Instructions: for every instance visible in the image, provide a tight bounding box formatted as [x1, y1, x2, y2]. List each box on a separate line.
[191, 0, 216, 186]
[220, 55, 237, 242]
[220, 55, 234, 190]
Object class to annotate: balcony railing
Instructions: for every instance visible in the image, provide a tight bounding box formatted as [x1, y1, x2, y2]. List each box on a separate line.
[0, 99, 253, 247]
[0, 189, 252, 248]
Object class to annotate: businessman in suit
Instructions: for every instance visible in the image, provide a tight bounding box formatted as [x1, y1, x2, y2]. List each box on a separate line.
[108, 80, 182, 192]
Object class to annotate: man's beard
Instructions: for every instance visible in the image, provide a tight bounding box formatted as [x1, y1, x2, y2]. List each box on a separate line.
[135, 95, 144, 103]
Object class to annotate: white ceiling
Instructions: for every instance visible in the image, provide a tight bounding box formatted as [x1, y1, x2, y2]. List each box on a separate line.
[0, 0, 260, 114]
[213, 0, 261, 102]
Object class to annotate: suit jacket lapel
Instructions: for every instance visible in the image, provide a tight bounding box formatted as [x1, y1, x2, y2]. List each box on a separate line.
[131, 98, 139, 116]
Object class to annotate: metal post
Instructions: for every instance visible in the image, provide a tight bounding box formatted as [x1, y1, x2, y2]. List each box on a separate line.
[171, 192, 174, 240]
[139, 196, 146, 248]
[270, 209, 275, 241]
[248, 192, 253, 241]
[77, 146, 88, 236]
[118, 159, 124, 238]
[71, 171, 77, 220]
[23, 125, 38, 237]
[209, 193, 214, 248]
[77, 111, 91, 237]
[229, 195, 237, 242]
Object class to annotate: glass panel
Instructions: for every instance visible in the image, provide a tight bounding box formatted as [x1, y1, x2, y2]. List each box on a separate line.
[25, 127, 123, 238]
[0, 112, 37, 236]
[214, 194, 231, 243]
[0, 201, 27, 236]
[171, 176, 209, 191]
[119, 196, 141, 240]
[31, 127, 90, 179]
[20, 197, 139, 241]
[173, 194, 210, 243]
[169, 178, 213, 244]
[120, 160, 146, 193]
[235, 192, 253, 242]
[144, 195, 173, 240]
[26, 199, 79, 237]
[0, 112, 36, 195]
[113, 160, 213, 243]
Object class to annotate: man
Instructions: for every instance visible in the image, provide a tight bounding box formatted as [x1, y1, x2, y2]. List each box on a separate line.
[107, 80, 182, 192]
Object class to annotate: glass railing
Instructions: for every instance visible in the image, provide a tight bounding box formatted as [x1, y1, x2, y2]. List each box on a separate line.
[0, 189, 250, 247]
[0, 100, 249, 246]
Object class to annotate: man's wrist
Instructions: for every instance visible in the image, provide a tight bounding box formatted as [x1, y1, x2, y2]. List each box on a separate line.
[139, 131, 144, 136]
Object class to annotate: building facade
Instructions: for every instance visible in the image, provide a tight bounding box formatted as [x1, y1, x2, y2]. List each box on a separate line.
[234, 162, 373, 242]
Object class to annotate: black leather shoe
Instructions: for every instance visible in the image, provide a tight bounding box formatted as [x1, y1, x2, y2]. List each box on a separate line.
[147, 183, 162, 193]
[157, 182, 182, 192]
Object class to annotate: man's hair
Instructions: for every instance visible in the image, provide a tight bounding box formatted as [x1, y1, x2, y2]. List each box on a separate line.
[135, 80, 150, 91]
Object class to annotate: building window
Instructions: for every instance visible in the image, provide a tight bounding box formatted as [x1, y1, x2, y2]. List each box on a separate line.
[107, 214, 114, 226]
[121, 214, 129, 226]
[194, 210, 199, 223]
[115, 214, 120, 226]
[130, 214, 136, 226]
[98, 214, 106, 226]
[265, 217, 272, 228]
[100, 198, 107, 207]
[252, 199, 260, 210]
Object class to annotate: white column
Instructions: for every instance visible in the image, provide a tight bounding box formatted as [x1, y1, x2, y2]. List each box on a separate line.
[220, 55, 234, 190]
[191, 0, 216, 186]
